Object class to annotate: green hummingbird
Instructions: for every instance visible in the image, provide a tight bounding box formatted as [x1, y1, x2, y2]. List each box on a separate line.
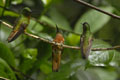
[7, 7, 32, 42]
[52, 26, 64, 72]
[80, 22, 93, 59]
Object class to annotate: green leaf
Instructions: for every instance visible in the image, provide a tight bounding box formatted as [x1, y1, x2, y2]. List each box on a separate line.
[40, 61, 52, 74]
[19, 48, 38, 73]
[0, 0, 4, 16]
[88, 39, 114, 66]
[0, 42, 15, 67]
[106, 0, 120, 11]
[46, 59, 85, 80]
[4, 10, 19, 17]
[12, 0, 23, 5]
[66, 33, 80, 46]
[48, 8, 71, 31]
[94, 68, 117, 80]
[40, 16, 55, 27]
[74, 7, 113, 34]
[38, 33, 53, 41]
[42, 0, 52, 7]
[0, 58, 16, 80]
[27, 19, 43, 33]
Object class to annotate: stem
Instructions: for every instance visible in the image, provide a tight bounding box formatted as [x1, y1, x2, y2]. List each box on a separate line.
[74, 0, 120, 20]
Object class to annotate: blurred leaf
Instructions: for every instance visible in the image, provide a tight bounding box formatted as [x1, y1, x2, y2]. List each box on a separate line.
[40, 61, 52, 74]
[40, 16, 55, 26]
[27, 19, 43, 33]
[66, 33, 80, 46]
[19, 48, 38, 73]
[88, 39, 114, 66]
[5, 0, 12, 8]
[0, 0, 4, 16]
[0, 42, 15, 67]
[74, 7, 113, 34]
[40, 15, 71, 31]
[4, 10, 19, 17]
[70, 69, 100, 80]
[29, 42, 52, 74]
[110, 51, 120, 66]
[12, 0, 23, 5]
[0, 58, 16, 80]
[38, 33, 53, 41]
[106, 0, 120, 11]
[94, 68, 117, 80]
[42, 0, 52, 7]
[46, 59, 85, 80]
[48, 8, 71, 31]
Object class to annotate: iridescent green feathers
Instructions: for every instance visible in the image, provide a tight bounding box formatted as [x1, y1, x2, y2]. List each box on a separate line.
[80, 22, 93, 59]
[7, 7, 31, 42]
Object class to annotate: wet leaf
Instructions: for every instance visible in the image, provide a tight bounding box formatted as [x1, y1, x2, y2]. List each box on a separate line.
[88, 39, 114, 66]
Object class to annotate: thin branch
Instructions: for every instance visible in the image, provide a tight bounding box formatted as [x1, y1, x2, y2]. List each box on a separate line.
[1, 20, 120, 51]
[74, 0, 120, 20]
[0, 76, 9, 80]
[92, 45, 120, 51]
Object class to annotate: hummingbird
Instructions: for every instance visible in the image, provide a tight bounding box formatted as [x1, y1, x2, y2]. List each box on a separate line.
[7, 7, 32, 42]
[80, 22, 93, 59]
[52, 26, 64, 72]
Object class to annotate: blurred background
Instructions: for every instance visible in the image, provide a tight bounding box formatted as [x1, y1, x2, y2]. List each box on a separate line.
[0, 0, 120, 80]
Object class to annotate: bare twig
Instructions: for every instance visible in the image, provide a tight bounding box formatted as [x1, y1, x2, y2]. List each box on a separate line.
[92, 45, 120, 51]
[1, 20, 120, 51]
[74, 0, 120, 20]
[0, 76, 9, 80]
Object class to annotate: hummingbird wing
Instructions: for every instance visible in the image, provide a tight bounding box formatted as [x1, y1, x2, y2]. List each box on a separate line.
[80, 34, 93, 59]
[80, 34, 86, 59]
[7, 23, 27, 42]
[85, 36, 93, 59]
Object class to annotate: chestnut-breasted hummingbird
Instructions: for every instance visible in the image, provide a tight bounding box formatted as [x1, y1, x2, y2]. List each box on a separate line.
[52, 26, 64, 72]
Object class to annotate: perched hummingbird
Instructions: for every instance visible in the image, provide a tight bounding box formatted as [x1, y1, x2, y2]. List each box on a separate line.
[80, 22, 93, 59]
[7, 7, 32, 42]
[52, 26, 64, 72]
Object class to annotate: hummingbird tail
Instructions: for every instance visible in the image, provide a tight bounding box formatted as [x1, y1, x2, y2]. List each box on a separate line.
[52, 53, 61, 72]
[7, 26, 24, 43]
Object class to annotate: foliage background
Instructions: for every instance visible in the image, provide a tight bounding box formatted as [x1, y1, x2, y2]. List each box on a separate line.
[0, 0, 120, 80]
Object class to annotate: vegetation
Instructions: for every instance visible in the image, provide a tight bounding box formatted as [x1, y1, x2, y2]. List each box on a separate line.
[0, 0, 120, 80]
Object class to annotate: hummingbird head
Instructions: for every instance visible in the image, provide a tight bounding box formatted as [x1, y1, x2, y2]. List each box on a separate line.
[56, 25, 62, 34]
[54, 25, 64, 43]
[82, 22, 90, 33]
[22, 7, 32, 17]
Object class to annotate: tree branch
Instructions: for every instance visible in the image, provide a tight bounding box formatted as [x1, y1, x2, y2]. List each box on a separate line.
[0, 76, 9, 80]
[1, 20, 120, 51]
[74, 0, 120, 20]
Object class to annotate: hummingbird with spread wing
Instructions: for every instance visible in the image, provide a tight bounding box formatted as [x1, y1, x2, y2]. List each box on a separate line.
[52, 26, 64, 72]
[7, 7, 32, 42]
[80, 22, 93, 59]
